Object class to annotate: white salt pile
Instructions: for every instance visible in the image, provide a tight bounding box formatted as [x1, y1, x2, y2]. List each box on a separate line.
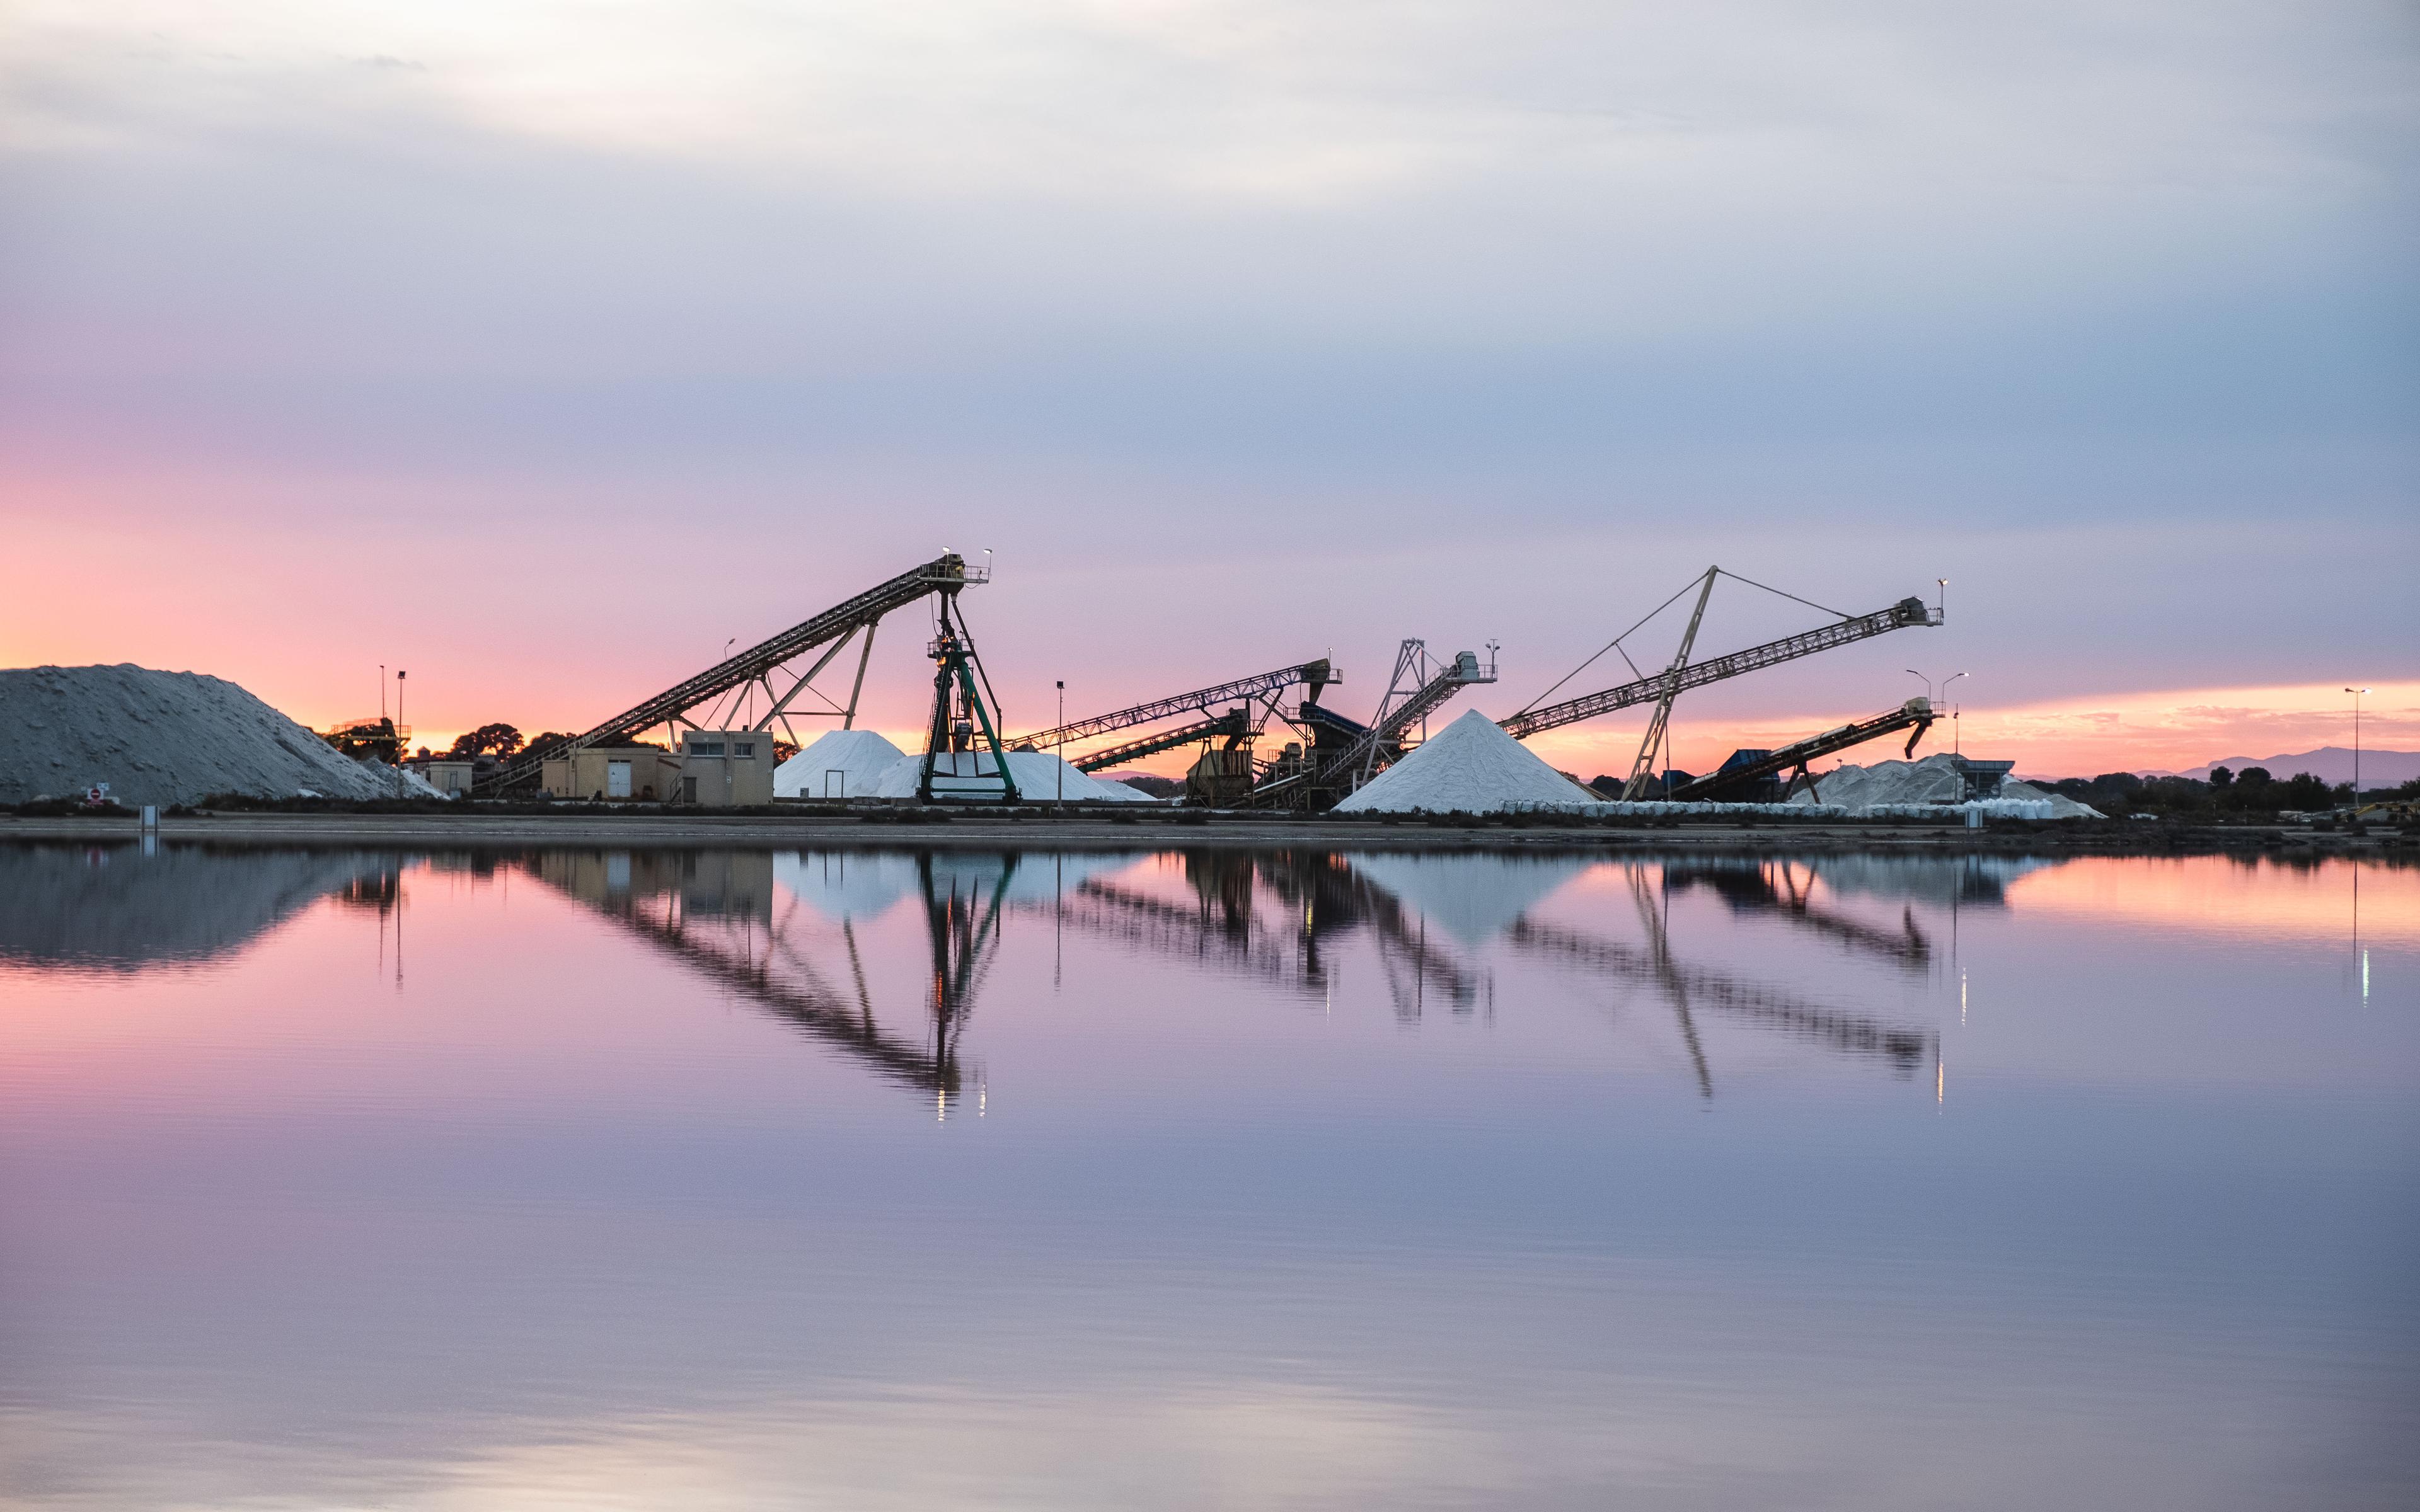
[1785, 755, 2099, 818]
[1550, 796, 2064, 820]
[775, 728, 906, 799]
[355, 758, 448, 800]
[1785, 753, 1964, 807]
[0, 664, 400, 806]
[1335, 709, 1602, 815]
[869, 748, 1155, 803]
[1998, 779, 2102, 820]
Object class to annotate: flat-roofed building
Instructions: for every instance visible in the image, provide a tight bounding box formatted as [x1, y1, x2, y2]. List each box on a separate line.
[675, 731, 775, 807]
[541, 745, 680, 803]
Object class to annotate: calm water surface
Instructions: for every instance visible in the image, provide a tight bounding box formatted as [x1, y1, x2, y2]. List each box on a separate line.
[2, 841, 2414, 1509]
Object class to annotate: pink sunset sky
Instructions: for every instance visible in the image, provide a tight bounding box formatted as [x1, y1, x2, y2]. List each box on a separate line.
[3, 1, 2412, 777]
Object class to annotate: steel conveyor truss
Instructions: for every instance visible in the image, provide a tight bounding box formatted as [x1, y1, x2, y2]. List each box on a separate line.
[1501, 592, 1940, 743]
[481, 553, 982, 793]
[1666, 697, 1937, 803]
[1242, 639, 1497, 808]
[1011, 660, 1339, 770]
[1066, 711, 1250, 773]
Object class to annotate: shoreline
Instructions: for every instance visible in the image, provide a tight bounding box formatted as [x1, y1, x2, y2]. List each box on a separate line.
[2, 810, 2406, 856]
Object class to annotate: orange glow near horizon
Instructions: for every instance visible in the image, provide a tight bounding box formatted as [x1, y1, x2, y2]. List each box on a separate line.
[1521, 680, 2420, 782]
[1, 493, 2407, 777]
[2003, 855, 2420, 949]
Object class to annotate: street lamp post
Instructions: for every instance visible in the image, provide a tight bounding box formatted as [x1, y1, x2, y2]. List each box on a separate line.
[1910, 670, 1966, 752]
[1907, 668, 1966, 704]
[2346, 687, 2370, 808]
[1056, 680, 1065, 808]
[395, 670, 407, 798]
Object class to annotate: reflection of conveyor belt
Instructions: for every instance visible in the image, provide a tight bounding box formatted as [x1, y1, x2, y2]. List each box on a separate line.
[1664, 862, 1930, 970]
[1356, 884, 1480, 1011]
[1058, 865, 1482, 1013]
[586, 895, 960, 1095]
[1507, 917, 1932, 1069]
[1054, 879, 1323, 995]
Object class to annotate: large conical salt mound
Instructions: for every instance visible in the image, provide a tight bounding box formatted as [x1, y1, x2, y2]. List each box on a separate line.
[870, 748, 1144, 802]
[774, 728, 905, 798]
[0, 663, 397, 806]
[1335, 708, 1603, 814]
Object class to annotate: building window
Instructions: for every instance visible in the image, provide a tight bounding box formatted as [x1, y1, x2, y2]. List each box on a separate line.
[690, 741, 725, 757]
[733, 742, 754, 758]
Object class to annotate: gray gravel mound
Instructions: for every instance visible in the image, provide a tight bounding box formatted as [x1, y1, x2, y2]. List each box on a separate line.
[0, 663, 395, 806]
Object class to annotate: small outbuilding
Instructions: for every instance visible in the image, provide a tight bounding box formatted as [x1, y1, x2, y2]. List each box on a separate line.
[674, 730, 776, 807]
[543, 744, 681, 803]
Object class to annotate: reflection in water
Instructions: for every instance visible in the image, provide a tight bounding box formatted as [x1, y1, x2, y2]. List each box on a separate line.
[513, 845, 1947, 1106]
[2, 842, 2415, 1511]
[0, 842, 401, 970]
[1664, 859, 1932, 970]
[531, 850, 970, 1096]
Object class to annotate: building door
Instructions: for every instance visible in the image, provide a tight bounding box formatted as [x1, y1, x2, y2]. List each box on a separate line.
[606, 760, 632, 798]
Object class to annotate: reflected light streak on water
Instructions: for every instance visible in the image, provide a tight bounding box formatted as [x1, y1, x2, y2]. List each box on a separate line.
[0, 842, 2414, 1511]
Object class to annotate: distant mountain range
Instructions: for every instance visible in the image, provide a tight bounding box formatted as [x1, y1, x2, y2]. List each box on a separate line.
[2135, 747, 2420, 786]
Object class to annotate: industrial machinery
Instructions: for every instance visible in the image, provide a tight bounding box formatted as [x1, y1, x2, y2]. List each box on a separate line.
[1012, 660, 1342, 805]
[914, 575, 1020, 803]
[480, 553, 984, 794]
[1668, 697, 1936, 803]
[1243, 639, 1497, 808]
[1503, 568, 1942, 798]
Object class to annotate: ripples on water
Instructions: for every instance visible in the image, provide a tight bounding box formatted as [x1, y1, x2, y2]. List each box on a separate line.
[1, 841, 2413, 1509]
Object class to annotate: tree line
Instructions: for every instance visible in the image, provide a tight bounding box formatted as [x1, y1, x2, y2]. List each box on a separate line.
[2043, 767, 2417, 816]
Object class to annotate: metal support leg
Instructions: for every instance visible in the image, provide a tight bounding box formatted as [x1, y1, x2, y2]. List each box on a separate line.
[844, 618, 879, 730]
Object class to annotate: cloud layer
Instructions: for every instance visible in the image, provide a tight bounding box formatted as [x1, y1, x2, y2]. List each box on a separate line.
[3, 1, 2412, 764]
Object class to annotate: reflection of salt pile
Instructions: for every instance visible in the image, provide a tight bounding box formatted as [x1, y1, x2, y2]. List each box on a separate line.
[1349, 852, 1589, 946]
[1335, 709, 1601, 814]
[775, 851, 922, 921]
[774, 729, 906, 799]
[925, 850, 1132, 904]
[0, 664, 398, 806]
[1806, 853, 2061, 907]
[775, 850, 1138, 924]
[870, 749, 1156, 801]
[1787, 755, 2099, 818]
[0, 844, 390, 969]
